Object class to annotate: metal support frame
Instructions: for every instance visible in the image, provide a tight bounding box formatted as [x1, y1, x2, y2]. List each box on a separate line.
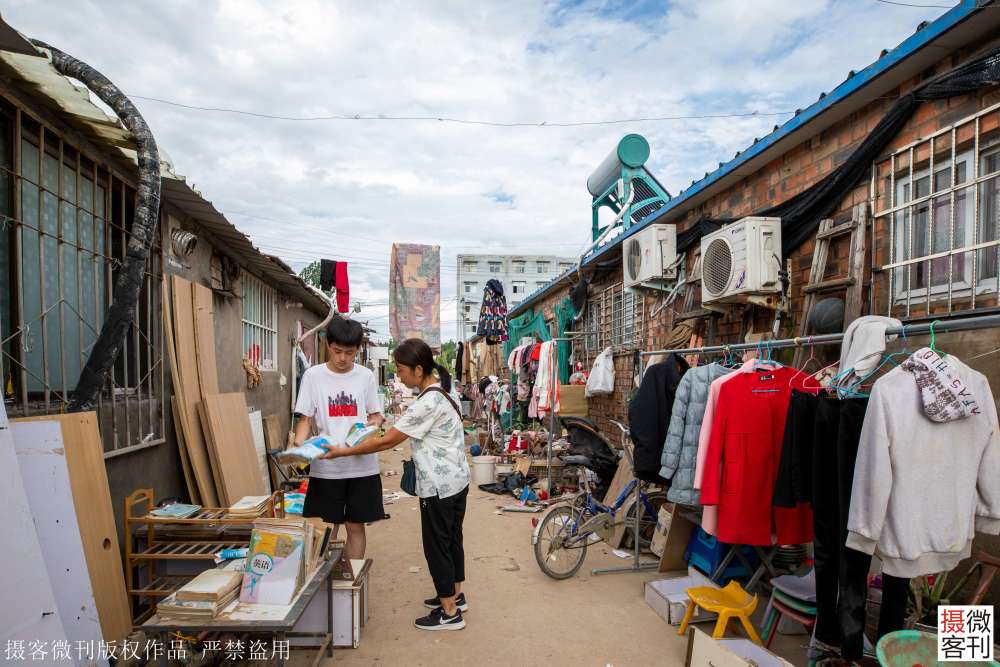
[638, 313, 1000, 358]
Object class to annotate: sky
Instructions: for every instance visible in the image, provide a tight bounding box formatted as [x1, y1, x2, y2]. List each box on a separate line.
[4, 0, 948, 342]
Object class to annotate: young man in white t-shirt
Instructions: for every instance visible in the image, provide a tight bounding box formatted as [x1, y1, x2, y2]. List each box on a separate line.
[293, 317, 384, 563]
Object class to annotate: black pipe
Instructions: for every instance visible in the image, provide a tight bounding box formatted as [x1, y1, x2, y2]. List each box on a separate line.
[29, 39, 162, 412]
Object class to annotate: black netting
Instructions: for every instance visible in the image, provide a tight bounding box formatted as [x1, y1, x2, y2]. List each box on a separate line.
[674, 46, 1000, 258]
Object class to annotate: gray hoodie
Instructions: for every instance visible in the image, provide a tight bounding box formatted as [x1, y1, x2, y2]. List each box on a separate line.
[846, 349, 1000, 577]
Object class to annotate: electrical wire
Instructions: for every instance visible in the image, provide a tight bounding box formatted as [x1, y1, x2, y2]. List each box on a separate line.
[872, 0, 956, 7]
[129, 94, 798, 127]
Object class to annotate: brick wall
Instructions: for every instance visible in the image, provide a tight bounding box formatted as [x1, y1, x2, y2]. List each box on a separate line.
[509, 39, 1000, 443]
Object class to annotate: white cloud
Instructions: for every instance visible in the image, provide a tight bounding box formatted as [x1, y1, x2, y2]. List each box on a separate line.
[3, 0, 944, 340]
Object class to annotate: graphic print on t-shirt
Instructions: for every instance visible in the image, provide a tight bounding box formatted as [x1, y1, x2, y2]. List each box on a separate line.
[328, 391, 359, 417]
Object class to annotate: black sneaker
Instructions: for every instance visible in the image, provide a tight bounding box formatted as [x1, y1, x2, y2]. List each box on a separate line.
[414, 606, 465, 631]
[423, 592, 468, 612]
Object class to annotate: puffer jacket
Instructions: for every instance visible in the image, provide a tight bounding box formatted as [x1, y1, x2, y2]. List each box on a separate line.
[660, 362, 733, 505]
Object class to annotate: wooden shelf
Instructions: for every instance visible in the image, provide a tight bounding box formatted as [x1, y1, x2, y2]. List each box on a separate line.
[131, 541, 247, 560]
[131, 575, 192, 597]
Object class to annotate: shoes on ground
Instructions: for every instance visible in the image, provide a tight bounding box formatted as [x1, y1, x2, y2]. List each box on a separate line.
[414, 606, 465, 631]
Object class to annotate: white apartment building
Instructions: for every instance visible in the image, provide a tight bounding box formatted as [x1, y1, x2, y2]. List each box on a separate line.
[457, 254, 576, 340]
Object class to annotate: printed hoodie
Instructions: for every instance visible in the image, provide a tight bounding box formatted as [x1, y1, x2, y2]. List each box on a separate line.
[846, 348, 1000, 577]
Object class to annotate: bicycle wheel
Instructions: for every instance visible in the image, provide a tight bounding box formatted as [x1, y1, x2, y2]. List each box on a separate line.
[534, 505, 588, 580]
[622, 491, 668, 551]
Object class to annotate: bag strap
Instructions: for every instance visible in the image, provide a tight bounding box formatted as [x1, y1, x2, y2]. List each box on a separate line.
[418, 386, 463, 419]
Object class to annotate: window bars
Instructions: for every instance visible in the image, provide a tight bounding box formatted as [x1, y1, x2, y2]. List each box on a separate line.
[242, 271, 279, 371]
[582, 283, 643, 362]
[0, 104, 165, 455]
[872, 100, 1000, 317]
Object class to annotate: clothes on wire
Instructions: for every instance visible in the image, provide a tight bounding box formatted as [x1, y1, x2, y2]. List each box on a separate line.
[535, 341, 560, 415]
[455, 342, 463, 383]
[698, 365, 813, 546]
[319, 259, 351, 313]
[660, 361, 733, 504]
[628, 354, 689, 485]
[476, 279, 509, 344]
[847, 348, 1000, 577]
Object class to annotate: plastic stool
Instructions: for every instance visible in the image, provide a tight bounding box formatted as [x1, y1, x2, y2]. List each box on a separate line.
[676, 580, 761, 644]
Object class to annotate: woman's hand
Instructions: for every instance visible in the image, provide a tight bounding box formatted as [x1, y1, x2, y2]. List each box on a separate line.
[318, 446, 346, 459]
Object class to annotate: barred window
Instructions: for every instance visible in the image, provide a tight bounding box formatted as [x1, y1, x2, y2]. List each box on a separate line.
[242, 272, 278, 371]
[592, 283, 642, 352]
[874, 103, 1000, 315]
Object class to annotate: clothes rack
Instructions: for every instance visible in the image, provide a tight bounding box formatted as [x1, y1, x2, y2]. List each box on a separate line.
[638, 313, 1000, 358]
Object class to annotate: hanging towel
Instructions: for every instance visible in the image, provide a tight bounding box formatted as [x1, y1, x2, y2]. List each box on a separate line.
[335, 261, 350, 313]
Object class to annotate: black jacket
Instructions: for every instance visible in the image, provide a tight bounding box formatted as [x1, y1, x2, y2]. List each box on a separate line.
[628, 354, 690, 484]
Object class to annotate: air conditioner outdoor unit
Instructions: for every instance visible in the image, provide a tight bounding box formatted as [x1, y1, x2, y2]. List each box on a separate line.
[622, 223, 678, 290]
[700, 217, 782, 309]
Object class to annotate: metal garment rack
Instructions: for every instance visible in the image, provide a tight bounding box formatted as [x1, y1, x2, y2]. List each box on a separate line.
[557, 330, 660, 576]
[637, 313, 1000, 358]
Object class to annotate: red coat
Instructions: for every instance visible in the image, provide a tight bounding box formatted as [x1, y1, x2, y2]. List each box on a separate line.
[700, 367, 813, 546]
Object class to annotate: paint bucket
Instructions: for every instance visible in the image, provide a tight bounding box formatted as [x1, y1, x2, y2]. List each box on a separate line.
[494, 462, 515, 481]
[471, 456, 496, 486]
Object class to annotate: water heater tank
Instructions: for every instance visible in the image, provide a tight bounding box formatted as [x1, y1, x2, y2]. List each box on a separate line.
[586, 134, 650, 197]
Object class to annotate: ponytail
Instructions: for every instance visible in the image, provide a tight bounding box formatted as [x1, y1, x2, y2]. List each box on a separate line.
[392, 338, 451, 390]
[435, 362, 453, 392]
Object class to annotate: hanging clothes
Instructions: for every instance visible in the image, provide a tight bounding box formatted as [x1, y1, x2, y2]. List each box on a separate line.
[476, 279, 509, 345]
[335, 262, 350, 313]
[455, 342, 464, 383]
[536, 341, 560, 415]
[628, 354, 689, 485]
[660, 361, 733, 504]
[699, 365, 813, 546]
[847, 348, 1000, 577]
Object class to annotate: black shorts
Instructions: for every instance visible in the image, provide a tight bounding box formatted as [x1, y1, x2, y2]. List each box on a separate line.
[303, 474, 384, 524]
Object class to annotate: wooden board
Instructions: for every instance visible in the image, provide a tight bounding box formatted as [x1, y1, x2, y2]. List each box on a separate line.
[559, 384, 587, 417]
[659, 505, 697, 572]
[200, 393, 268, 506]
[191, 282, 220, 397]
[262, 414, 286, 491]
[13, 413, 132, 644]
[0, 404, 69, 651]
[248, 410, 273, 494]
[170, 275, 219, 506]
[162, 278, 199, 504]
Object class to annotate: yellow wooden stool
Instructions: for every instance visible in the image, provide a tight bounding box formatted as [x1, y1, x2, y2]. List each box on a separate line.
[676, 580, 762, 644]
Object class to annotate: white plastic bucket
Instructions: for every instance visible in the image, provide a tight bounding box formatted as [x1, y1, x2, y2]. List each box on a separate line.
[494, 462, 515, 481]
[471, 456, 496, 485]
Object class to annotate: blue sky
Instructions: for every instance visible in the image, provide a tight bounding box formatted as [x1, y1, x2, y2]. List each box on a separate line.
[4, 0, 949, 341]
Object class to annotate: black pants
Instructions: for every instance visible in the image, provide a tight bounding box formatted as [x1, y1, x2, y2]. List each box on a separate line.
[420, 485, 468, 599]
[812, 397, 908, 660]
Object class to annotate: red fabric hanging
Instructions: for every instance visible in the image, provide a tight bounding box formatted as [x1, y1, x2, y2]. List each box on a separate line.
[335, 262, 350, 313]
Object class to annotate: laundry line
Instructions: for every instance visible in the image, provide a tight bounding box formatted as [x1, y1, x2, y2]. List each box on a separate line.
[638, 314, 1000, 357]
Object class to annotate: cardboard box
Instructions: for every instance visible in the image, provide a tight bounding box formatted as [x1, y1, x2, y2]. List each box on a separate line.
[650, 505, 672, 557]
[559, 385, 587, 417]
[644, 568, 719, 626]
[658, 503, 697, 572]
[685, 627, 794, 667]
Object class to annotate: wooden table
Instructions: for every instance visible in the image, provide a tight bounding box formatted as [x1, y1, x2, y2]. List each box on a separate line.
[142, 550, 340, 666]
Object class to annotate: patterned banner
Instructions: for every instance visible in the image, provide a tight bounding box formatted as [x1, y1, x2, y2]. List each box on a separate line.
[389, 243, 441, 348]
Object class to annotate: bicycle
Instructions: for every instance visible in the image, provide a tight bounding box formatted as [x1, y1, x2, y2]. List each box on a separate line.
[533, 420, 667, 580]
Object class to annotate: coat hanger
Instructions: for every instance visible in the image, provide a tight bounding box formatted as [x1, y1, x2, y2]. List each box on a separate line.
[788, 337, 823, 391]
[929, 319, 947, 358]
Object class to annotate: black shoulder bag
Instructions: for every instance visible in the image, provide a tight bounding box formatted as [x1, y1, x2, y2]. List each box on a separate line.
[400, 386, 463, 496]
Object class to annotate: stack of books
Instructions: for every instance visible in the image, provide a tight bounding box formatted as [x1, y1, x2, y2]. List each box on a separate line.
[240, 518, 312, 605]
[226, 495, 271, 518]
[157, 569, 242, 619]
[149, 503, 201, 519]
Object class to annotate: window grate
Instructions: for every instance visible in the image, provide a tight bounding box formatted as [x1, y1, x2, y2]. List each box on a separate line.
[0, 105, 165, 454]
[872, 101, 1000, 316]
[242, 272, 279, 371]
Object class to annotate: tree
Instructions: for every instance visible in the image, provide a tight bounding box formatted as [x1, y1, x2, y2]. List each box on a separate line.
[299, 260, 333, 297]
[435, 340, 457, 375]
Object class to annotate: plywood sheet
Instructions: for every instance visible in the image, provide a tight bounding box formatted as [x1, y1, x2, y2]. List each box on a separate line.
[0, 405, 69, 652]
[191, 282, 220, 397]
[171, 275, 219, 506]
[604, 451, 636, 548]
[11, 420, 108, 651]
[162, 278, 199, 504]
[248, 410, 272, 494]
[200, 393, 268, 506]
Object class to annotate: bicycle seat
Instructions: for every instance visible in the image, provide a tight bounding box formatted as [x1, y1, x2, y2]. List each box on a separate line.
[561, 454, 592, 467]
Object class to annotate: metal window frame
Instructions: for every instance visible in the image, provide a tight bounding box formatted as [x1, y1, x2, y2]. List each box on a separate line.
[241, 270, 279, 371]
[0, 103, 165, 455]
[873, 101, 1000, 317]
